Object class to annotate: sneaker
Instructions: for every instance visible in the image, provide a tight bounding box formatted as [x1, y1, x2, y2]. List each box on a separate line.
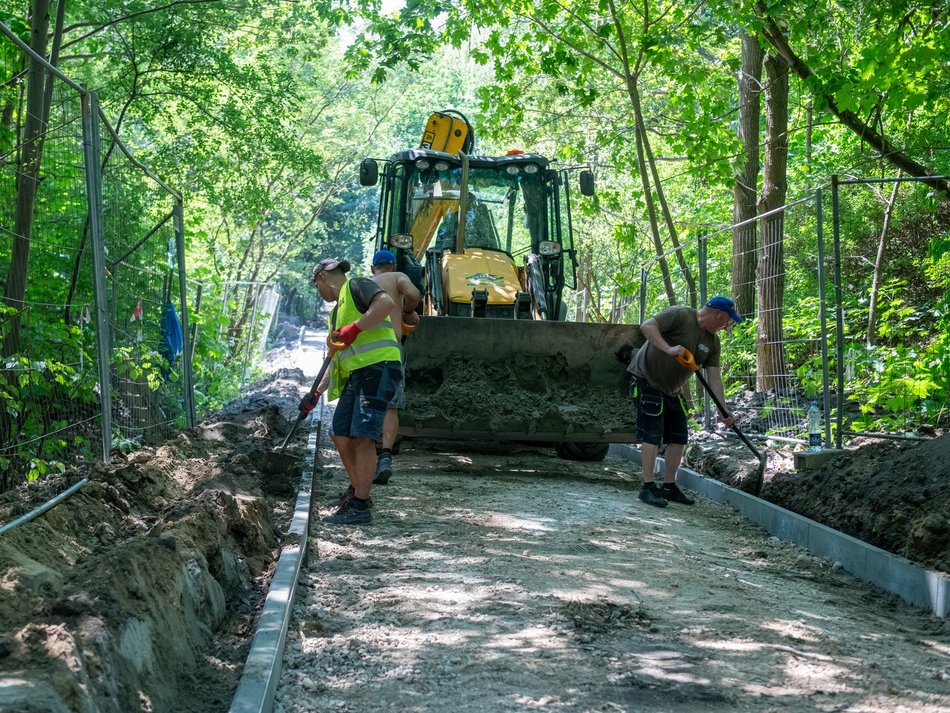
[323, 500, 372, 526]
[638, 482, 669, 508]
[374, 452, 393, 485]
[327, 485, 372, 510]
[662, 482, 695, 505]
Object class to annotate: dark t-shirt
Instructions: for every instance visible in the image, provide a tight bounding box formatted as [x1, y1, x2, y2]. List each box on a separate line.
[628, 306, 720, 395]
[330, 277, 384, 329]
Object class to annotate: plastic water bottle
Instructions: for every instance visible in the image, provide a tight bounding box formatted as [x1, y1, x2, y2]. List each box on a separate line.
[807, 401, 822, 450]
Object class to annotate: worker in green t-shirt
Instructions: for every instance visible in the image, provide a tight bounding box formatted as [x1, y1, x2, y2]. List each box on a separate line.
[628, 296, 742, 508]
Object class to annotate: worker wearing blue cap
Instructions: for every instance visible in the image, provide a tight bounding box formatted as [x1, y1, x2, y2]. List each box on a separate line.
[370, 248, 420, 485]
[627, 297, 742, 508]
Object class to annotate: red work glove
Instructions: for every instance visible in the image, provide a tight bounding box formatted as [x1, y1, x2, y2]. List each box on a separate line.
[332, 321, 362, 347]
[298, 391, 321, 414]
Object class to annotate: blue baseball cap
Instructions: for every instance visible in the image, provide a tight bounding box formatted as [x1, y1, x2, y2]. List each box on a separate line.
[705, 296, 743, 323]
[372, 249, 396, 266]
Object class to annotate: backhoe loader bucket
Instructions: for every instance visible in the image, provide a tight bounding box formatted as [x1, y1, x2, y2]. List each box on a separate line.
[401, 317, 640, 443]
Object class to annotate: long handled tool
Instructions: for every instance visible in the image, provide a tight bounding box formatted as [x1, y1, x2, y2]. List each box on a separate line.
[262, 347, 336, 474]
[676, 348, 767, 495]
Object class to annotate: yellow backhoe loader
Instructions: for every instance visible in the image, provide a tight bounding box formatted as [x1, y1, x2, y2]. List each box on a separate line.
[359, 111, 638, 460]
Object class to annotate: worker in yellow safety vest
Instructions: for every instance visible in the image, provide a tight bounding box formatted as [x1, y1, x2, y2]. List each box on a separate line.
[304, 257, 402, 525]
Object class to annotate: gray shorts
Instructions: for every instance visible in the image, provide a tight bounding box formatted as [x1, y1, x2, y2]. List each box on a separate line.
[389, 343, 406, 409]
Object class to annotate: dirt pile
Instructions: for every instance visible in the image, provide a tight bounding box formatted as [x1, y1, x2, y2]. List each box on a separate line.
[687, 431, 950, 574]
[0, 369, 309, 712]
[766, 435, 950, 573]
[405, 352, 637, 437]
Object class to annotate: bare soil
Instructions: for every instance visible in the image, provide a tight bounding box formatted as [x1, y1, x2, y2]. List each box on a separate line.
[276, 437, 950, 712]
[0, 322, 947, 713]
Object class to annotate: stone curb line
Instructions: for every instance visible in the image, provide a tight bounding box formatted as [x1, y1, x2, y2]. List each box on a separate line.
[610, 444, 949, 619]
[228, 406, 321, 712]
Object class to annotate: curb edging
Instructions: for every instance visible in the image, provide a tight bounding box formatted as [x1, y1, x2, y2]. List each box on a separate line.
[610, 444, 949, 618]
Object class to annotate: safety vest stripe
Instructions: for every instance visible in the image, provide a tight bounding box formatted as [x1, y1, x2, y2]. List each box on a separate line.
[338, 338, 399, 360]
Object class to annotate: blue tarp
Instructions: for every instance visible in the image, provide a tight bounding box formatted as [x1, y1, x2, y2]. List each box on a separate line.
[159, 300, 183, 378]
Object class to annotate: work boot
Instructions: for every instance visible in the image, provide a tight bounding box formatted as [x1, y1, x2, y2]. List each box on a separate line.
[323, 499, 372, 526]
[327, 485, 372, 510]
[662, 482, 695, 505]
[638, 482, 668, 508]
[374, 451, 393, 485]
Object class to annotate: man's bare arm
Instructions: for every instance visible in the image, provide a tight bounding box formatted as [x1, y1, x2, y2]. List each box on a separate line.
[397, 274, 421, 313]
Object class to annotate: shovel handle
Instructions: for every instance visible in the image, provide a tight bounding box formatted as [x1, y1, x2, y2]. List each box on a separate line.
[675, 348, 698, 373]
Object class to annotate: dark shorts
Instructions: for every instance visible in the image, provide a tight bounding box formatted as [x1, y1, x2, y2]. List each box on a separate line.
[634, 376, 689, 446]
[331, 361, 402, 439]
[389, 344, 406, 410]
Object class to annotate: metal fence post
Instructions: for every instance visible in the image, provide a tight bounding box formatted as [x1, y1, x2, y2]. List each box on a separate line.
[698, 236, 711, 428]
[830, 175, 845, 449]
[638, 266, 647, 324]
[241, 284, 262, 390]
[815, 189, 832, 447]
[81, 92, 112, 463]
[174, 200, 196, 428]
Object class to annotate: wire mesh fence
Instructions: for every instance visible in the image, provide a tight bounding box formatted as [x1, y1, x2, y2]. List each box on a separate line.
[0, 70, 100, 488]
[189, 280, 281, 419]
[629, 179, 948, 447]
[830, 175, 950, 441]
[92, 107, 197, 449]
[0, 28, 198, 489]
[699, 193, 830, 443]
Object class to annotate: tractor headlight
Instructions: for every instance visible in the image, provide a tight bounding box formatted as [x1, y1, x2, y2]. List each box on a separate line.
[415, 159, 431, 170]
[505, 165, 520, 175]
[434, 161, 450, 171]
[523, 164, 539, 174]
[538, 241, 561, 256]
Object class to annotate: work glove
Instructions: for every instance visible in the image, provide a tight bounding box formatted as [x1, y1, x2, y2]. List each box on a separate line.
[332, 321, 362, 347]
[298, 391, 321, 415]
[402, 310, 419, 335]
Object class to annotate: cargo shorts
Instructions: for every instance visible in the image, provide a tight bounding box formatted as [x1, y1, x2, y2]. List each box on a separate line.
[634, 376, 689, 446]
[331, 361, 402, 439]
[389, 344, 406, 410]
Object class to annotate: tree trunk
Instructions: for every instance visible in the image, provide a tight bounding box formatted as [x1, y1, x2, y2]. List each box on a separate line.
[638, 95, 697, 307]
[633, 114, 676, 305]
[732, 31, 762, 317]
[755, 53, 789, 393]
[867, 174, 901, 346]
[2, 0, 51, 356]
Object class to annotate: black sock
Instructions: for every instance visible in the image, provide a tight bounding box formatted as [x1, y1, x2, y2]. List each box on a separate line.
[380, 448, 392, 457]
[351, 496, 369, 509]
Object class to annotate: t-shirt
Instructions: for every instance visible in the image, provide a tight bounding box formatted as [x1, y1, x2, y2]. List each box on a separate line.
[347, 277, 384, 313]
[330, 277, 384, 329]
[627, 306, 721, 395]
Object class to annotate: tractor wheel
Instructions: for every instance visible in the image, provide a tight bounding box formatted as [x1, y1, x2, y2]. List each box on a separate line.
[554, 441, 610, 462]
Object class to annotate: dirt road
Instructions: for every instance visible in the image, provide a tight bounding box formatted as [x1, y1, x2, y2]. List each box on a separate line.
[274, 436, 950, 713]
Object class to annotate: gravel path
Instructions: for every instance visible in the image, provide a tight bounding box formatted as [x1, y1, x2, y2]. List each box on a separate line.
[274, 437, 950, 712]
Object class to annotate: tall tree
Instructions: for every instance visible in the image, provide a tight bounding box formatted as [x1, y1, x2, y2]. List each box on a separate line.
[731, 30, 762, 316]
[755, 52, 788, 392]
[3, 0, 49, 356]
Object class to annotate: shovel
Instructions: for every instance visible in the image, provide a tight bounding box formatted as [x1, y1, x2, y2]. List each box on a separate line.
[676, 348, 767, 495]
[262, 348, 336, 474]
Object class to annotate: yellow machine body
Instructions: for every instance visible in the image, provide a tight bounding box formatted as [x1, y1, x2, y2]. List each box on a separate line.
[442, 250, 521, 306]
[420, 112, 469, 153]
